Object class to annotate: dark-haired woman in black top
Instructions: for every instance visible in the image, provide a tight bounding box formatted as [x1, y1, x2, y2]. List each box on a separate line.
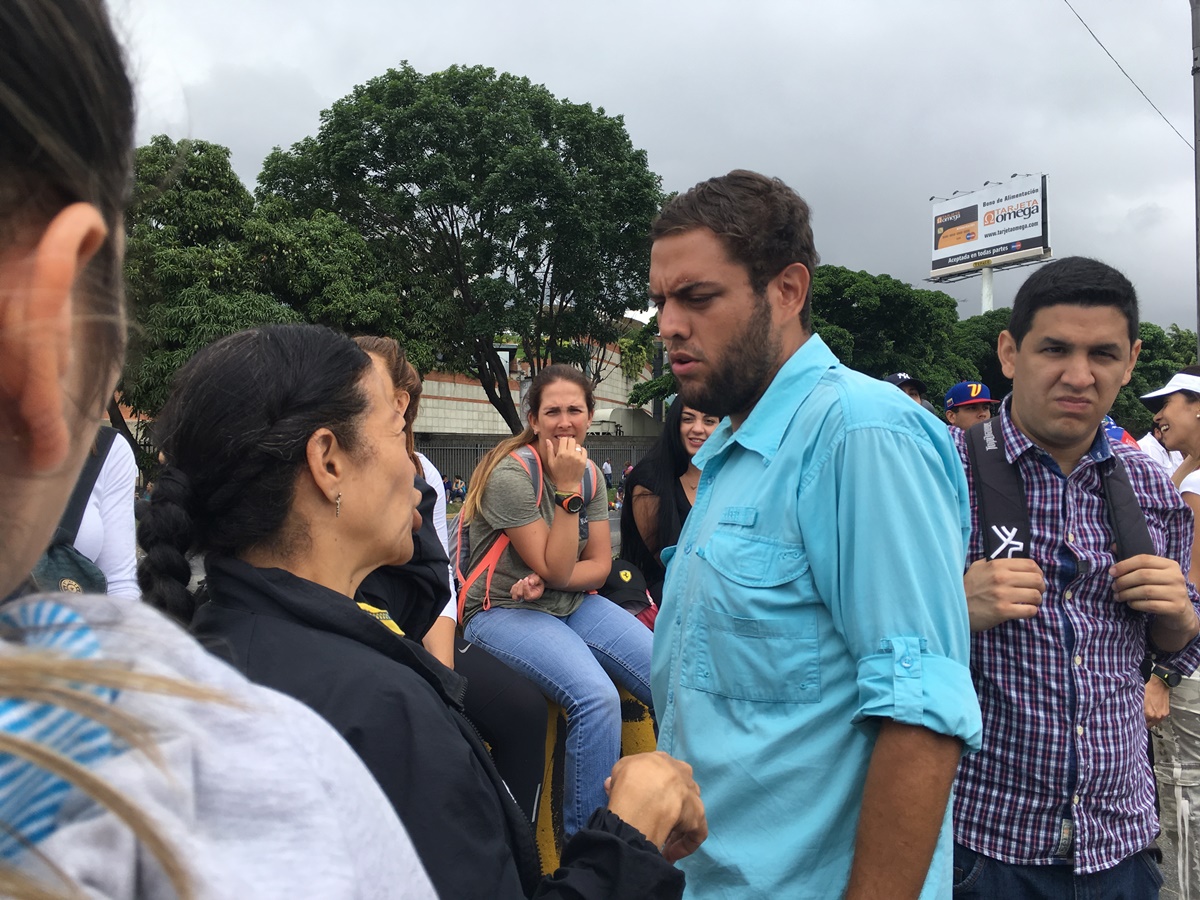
[137, 323, 706, 900]
[620, 400, 720, 602]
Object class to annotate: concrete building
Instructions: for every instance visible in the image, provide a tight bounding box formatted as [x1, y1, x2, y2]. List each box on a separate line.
[418, 339, 652, 436]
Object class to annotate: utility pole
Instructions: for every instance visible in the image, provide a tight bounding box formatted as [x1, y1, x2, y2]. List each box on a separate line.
[1192, 0, 1200, 357]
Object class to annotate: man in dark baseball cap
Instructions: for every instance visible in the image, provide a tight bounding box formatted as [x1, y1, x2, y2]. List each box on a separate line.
[883, 372, 927, 403]
[943, 381, 992, 430]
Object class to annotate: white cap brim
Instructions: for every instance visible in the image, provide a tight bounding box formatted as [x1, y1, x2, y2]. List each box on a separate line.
[1140, 372, 1200, 408]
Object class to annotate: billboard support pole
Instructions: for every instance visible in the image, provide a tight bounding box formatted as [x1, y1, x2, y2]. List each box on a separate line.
[1192, 0, 1200, 358]
[981, 265, 994, 314]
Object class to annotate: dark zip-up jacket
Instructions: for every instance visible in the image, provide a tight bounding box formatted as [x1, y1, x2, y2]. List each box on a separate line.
[358, 475, 449, 641]
[192, 557, 684, 900]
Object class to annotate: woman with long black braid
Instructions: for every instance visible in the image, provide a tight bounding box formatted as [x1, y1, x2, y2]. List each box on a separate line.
[138, 325, 706, 900]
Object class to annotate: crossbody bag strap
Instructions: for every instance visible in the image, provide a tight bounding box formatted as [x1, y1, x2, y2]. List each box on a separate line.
[458, 446, 545, 619]
[54, 427, 118, 547]
[966, 419, 1032, 560]
[1099, 454, 1155, 560]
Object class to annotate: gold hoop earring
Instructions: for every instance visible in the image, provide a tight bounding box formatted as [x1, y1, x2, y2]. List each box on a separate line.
[335, 493, 341, 518]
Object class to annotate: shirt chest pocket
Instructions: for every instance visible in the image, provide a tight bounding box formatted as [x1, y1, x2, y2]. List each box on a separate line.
[683, 530, 820, 702]
[701, 527, 806, 585]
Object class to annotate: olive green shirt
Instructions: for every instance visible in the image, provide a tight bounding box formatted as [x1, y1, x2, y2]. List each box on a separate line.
[462, 455, 608, 627]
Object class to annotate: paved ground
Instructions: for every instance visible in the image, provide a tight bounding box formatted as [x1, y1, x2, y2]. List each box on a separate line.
[1160, 838, 1180, 899]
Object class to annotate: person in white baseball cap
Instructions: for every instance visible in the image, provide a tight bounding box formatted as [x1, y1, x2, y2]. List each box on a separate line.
[1140, 364, 1200, 894]
[1141, 367, 1200, 490]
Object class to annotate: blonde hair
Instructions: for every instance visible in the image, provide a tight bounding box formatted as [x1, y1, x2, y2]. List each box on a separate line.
[461, 365, 595, 522]
[0, 654, 227, 899]
[461, 430, 536, 524]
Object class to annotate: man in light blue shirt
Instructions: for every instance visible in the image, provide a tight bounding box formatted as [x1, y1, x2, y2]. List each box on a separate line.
[648, 170, 982, 899]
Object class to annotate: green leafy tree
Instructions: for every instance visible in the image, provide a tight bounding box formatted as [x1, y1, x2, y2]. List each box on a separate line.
[1111, 322, 1197, 436]
[242, 198, 428, 359]
[949, 308, 1012, 400]
[121, 136, 298, 418]
[122, 136, 439, 424]
[619, 315, 663, 407]
[628, 372, 675, 410]
[258, 63, 662, 433]
[811, 266, 974, 401]
[623, 267, 979, 410]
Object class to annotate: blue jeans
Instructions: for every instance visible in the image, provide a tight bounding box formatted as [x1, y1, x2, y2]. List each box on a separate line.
[953, 844, 1163, 899]
[464, 595, 653, 836]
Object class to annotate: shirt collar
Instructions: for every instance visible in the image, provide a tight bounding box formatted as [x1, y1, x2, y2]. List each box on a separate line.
[997, 394, 1112, 468]
[694, 333, 838, 469]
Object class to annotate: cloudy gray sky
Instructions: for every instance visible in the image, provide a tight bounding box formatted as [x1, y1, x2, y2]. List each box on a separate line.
[112, 0, 1197, 330]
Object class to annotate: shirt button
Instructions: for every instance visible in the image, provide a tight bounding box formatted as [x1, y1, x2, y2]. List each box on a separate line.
[684, 542, 693, 555]
[1074, 655, 1083, 666]
[900, 656, 914, 669]
[1076, 725, 1084, 736]
[1072, 794, 1080, 806]
[1068, 533, 1075, 543]
[1065, 591, 1073, 601]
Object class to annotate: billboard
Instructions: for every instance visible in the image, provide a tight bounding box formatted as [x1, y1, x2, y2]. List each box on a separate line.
[930, 174, 1049, 279]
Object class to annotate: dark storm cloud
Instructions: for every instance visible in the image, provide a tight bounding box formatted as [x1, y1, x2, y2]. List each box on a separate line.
[118, 0, 1199, 329]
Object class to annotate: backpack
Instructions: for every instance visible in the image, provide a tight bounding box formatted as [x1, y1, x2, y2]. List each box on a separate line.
[454, 444, 600, 619]
[27, 428, 118, 594]
[964, 418, 1153, 562]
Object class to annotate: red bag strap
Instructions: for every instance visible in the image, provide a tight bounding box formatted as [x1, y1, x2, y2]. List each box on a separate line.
[509, 444, 544, 506]
[456, 444, 544, 619]
[453, 512, 469, 592]
[458, 533, 510, 620]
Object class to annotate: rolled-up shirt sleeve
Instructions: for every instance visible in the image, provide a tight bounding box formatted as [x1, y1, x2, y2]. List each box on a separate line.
[803, 420, 983, 752]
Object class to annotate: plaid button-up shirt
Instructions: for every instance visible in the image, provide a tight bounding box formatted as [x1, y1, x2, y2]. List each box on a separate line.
[952, 399, 1200, 874]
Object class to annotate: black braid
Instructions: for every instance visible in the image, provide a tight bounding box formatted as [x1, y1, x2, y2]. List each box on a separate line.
[138, 324, 372, 619]
[136, 466, 197, 625]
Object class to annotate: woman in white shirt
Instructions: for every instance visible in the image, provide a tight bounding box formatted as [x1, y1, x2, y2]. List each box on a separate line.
[74, 431, 140, 599]
[1141, 368, 1200, 897]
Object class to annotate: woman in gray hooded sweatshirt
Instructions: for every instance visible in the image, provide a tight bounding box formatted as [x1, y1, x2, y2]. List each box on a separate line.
[0, 1, 435, 896]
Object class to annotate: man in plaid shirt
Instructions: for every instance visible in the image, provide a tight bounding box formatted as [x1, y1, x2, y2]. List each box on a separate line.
[951, 256, 1200, 898]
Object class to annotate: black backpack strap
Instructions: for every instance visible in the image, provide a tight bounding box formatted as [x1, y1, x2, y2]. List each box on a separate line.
[53, 427, 118, 547]
[966, 419, 1032, 560]
[1100, 454, 1155, 561]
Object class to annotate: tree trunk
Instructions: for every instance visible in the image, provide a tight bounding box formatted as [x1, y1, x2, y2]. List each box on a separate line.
[106, 395, 140, 456]
[474, 341, 523, 434]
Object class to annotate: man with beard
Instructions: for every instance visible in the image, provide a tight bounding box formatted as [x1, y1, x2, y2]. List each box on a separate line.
[648, 170, 982, 899]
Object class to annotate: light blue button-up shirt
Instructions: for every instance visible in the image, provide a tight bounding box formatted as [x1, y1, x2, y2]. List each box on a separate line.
[652, 334, 982, 899]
